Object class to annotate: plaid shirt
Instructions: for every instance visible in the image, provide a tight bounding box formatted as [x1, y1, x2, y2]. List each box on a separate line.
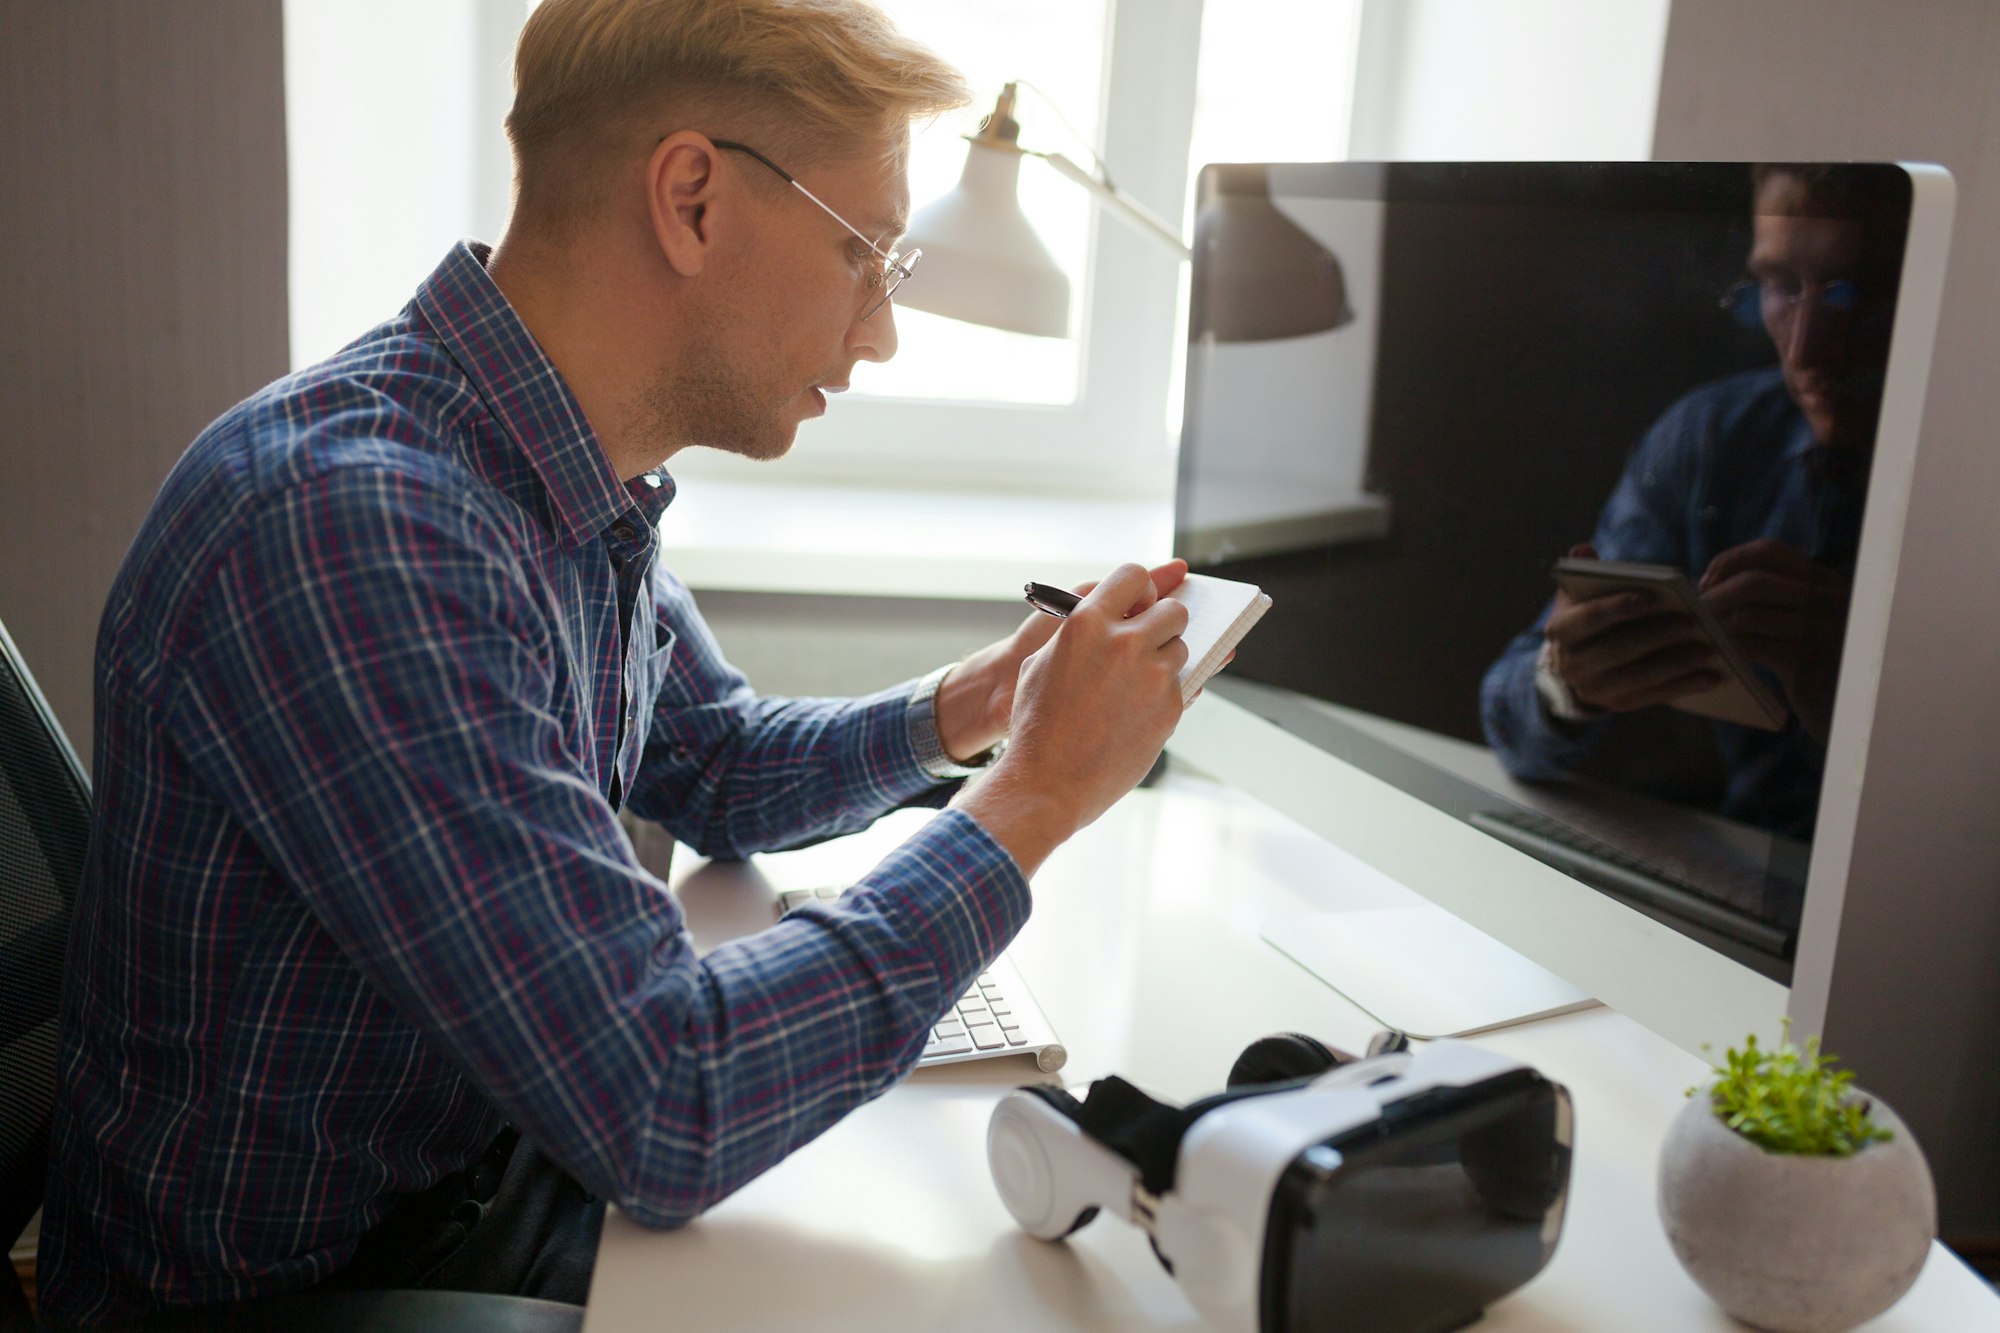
[41, 242, 1029, 1324]
[1480, 368, 1861, 837]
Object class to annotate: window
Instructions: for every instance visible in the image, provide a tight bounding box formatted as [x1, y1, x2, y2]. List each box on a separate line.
[283, 0, 527, 371]
[285, 0, 1220, 500]
[284, 3, 1664, 506]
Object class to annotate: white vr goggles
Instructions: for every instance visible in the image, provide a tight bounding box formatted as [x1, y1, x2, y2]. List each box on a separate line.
[987, 1034, 1574, 1333]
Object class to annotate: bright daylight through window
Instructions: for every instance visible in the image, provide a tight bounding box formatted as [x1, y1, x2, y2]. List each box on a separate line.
[285, 0, 1364, 495]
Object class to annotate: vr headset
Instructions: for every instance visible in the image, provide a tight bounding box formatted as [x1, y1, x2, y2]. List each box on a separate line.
[987, 1033, 1573, 1333]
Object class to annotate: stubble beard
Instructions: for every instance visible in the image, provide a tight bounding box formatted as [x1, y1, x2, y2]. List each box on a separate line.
[643, 339, 799, 465]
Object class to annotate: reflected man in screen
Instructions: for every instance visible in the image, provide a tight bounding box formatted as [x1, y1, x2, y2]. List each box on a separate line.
[1481, 164, 1905, 838]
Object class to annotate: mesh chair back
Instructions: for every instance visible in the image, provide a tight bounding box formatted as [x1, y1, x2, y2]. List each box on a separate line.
[0, 619, 90, 1261]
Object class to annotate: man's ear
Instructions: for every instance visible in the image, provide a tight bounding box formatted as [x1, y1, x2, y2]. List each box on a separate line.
[648, 131, 722, 277]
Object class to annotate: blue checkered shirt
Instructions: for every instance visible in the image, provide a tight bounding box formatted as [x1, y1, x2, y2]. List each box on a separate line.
[1480, 368, 1864, 836]
[41, 242, 1029, 1324]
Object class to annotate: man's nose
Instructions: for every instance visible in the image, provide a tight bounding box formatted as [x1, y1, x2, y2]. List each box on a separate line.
[1782, 295, 1842, 368]
[849, 299, 899, 364]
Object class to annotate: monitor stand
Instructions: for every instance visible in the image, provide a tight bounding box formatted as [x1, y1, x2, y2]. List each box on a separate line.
[1170, 689, 1603, 1038]
[1260, 899, 1597, 1039]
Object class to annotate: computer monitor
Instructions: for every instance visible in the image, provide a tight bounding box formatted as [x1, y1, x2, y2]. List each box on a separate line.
[1168, 161, 1954, 1056]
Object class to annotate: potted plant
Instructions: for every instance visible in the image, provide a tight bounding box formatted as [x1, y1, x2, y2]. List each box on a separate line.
[1657, 1024, 1936, 1332]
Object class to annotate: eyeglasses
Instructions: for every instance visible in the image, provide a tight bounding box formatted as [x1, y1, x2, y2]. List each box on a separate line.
[1719, 275, 1863, 330]
[712, 139, 918, 321]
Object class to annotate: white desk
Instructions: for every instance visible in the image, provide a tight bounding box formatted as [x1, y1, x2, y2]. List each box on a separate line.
[583, 771, 1999, 1332]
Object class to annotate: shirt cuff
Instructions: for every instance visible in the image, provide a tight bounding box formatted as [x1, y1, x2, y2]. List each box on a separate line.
[1534, 638, 1600, 723]
[907, 664, 1004, 780]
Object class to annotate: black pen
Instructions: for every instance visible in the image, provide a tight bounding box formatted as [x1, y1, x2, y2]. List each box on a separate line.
[1023, 582, 1082, 619]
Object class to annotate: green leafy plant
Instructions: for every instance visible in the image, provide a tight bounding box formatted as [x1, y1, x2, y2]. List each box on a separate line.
[1689, 1022, 1892, 1157]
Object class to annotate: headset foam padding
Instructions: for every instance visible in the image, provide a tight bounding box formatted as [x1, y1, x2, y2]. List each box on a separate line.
[1226, 1032, 1347, 1089]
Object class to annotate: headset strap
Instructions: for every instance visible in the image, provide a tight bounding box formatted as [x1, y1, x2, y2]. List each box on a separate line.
[1072, 1075, 1315, 1196]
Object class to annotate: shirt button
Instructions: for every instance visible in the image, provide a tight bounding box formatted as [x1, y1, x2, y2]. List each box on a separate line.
[610, 521, 635, 542]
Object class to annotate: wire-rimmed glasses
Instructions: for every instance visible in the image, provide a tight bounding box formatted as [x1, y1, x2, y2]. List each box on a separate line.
[712, 139, 918, 320]
[1718, 275, 1863, 330]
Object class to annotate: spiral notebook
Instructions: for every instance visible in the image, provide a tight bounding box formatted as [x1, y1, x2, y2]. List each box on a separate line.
[1169, 574, 1273, 704]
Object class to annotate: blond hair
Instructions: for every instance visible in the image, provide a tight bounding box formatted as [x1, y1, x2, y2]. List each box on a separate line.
[507, 0, 969, 229]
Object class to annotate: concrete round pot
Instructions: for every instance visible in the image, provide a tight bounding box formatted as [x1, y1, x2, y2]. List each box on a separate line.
[1657, 1088, 1935, 1332]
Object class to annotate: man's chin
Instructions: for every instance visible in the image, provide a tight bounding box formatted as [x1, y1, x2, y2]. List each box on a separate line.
[688, 423, 798, 464]
[738, 431, 798, 463]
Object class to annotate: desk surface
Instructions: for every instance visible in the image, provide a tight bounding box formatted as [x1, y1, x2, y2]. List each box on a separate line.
[583, 771, 1999, 1332]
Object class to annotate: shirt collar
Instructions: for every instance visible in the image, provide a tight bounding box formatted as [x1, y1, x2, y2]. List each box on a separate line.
[413, 240, 673, 548]
[1782, 395, 1876, 492]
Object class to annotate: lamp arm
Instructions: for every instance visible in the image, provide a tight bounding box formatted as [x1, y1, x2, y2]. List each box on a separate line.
[1040, 152, 1193, 260]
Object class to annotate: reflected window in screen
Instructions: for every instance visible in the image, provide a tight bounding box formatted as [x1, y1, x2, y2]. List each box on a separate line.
[1168, 0, 1364, 438]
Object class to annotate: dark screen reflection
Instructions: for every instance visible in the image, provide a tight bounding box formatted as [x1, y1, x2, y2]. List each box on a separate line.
[1177, 163, 1912, 975]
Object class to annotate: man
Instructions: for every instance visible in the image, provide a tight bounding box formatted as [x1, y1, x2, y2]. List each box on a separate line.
[40, 0, 1190, 1322]
[1480, 164, 1904, 837]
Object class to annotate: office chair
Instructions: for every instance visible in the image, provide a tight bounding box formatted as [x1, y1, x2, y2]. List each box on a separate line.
[0, 618, 89, 1328]
[0, 618, 579, 1330]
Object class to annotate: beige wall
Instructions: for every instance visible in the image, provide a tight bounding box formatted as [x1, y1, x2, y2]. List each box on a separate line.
[1656, 0, 2000, 1234]
[0, 1, 290, 768]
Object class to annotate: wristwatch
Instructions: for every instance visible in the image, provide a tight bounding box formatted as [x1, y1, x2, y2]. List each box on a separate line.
[1533, 639, 1598, 723]
[909, 663, 1005, 779]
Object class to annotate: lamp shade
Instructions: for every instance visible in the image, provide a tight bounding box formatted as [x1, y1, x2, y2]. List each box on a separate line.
[1192, 167, 1355, 343]
[895, 142, 1071, 338]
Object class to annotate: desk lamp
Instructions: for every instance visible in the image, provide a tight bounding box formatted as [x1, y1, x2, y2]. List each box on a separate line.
[898, 83, 1354, 342]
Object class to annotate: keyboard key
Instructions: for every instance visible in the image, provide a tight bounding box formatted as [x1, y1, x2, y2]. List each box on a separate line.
[913, 954, 1063, 1066]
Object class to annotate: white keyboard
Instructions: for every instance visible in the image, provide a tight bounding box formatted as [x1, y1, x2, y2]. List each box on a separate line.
[776, 887, 1067, 1073]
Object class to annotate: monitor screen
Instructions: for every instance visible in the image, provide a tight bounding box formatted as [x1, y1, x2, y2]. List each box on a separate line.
[1176, 162, 1914, 984]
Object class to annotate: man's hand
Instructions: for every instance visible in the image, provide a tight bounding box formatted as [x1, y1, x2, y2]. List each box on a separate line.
[1544, 544, 1724, 715]
[932, 558, 1188, 763]
[951, 563, 1189, 875]
[1699, 538, 1849, 743]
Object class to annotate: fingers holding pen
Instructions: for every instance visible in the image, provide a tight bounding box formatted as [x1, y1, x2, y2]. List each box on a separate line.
[1066, 565, 1189, 680]
[1076, 563, 1155, 619]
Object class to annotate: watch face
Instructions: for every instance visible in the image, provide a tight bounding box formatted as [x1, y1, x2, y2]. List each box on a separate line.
[1261, 1072, 1573, 1333]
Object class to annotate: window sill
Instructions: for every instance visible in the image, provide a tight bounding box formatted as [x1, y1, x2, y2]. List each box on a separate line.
[658, 478, 1175, 602]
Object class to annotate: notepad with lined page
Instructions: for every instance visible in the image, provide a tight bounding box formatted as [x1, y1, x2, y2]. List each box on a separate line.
[1168, 573, 1272, 704]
